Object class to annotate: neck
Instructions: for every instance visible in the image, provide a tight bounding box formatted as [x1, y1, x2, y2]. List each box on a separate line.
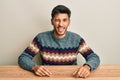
[53, 31, 66, 39]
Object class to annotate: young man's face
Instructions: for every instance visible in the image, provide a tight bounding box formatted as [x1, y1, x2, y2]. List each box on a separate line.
[51, 13, 70, 38]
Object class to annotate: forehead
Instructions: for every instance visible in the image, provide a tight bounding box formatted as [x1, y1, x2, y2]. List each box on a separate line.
[53, 13, 69, 19]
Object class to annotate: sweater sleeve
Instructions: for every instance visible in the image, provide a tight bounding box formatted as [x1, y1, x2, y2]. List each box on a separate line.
[18, 36, 40, 71]
[78, 38, 100, 71]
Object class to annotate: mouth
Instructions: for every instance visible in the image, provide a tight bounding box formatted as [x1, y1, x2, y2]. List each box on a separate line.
[57, 27, 65, 32]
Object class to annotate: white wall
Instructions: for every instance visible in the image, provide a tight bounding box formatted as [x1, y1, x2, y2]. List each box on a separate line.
[0, 0, 120, 65]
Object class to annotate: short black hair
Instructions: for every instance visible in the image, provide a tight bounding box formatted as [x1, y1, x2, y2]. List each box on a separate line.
[51, 5, 71, 19]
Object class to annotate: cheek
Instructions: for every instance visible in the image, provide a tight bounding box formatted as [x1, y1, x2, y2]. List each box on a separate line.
[53, 22, 59, 27]
[64, 20, 70, 26]
[65, 22, 70, 27]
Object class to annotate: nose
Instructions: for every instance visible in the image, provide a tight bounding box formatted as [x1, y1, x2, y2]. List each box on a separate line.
[59, 21, 63, 27]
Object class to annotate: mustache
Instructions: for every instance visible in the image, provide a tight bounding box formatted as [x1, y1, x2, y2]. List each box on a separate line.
[57, 26, 65, 28]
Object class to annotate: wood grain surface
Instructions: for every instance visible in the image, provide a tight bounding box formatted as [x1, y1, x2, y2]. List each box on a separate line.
[0, 65, 120, 80]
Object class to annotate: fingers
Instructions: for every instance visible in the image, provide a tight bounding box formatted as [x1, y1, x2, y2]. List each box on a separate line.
[42, 66, 52, 76]
[77, 67, 84, 78]
[73, 66, 90, 78]
[33, 66, 52, 77]
[78, 67, 89, 78]
[72, 70, 77, 75]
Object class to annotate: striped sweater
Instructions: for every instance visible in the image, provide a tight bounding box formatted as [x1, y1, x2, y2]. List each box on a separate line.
[18, 31, 100, 71]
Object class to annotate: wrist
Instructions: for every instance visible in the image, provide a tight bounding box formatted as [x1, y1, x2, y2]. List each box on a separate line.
[32, 65, 38, 71]
[83, 64, 91, 71]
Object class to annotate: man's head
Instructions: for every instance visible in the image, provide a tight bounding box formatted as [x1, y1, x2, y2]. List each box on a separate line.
[51, 5, 71, 38]
[51, 5, 71, 19]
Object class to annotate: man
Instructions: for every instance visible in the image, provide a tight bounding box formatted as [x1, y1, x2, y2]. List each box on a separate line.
[18, 5, 100, 78]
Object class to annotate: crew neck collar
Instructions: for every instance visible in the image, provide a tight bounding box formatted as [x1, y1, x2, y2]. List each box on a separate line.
[51, 30, 68, 41]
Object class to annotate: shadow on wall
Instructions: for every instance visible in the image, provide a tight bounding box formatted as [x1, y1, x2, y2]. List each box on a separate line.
[32, 52, 42, 65]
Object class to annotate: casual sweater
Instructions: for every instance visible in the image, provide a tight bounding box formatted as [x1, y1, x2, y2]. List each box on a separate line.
[18, 31, 100, 71]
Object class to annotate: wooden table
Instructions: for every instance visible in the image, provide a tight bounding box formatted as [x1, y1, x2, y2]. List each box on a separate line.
[0, 65, 120, 80]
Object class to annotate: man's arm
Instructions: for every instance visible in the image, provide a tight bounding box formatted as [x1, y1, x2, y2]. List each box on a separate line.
[79, 38, 100, 71]
[73, 38, 100, 78]
[18, 52, 36, 71]
[18, 37, 40, 71]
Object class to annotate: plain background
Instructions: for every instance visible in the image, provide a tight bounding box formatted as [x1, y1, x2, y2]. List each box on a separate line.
[0, 0, 120, 65]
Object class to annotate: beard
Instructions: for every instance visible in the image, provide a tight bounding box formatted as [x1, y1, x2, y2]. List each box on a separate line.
[54, 26, 67, 37]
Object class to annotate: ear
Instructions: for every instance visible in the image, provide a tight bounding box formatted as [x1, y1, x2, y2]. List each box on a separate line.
[68, 18, 71, 26]
[51, 19, 53, 25]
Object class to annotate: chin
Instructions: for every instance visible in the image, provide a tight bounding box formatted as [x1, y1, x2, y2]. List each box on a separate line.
[58, 31, 64, 34]
[54, 29, 66, 36]
[58, 32, 66, 36]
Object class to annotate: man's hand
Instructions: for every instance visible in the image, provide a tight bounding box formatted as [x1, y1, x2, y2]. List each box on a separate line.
[32, 65, 52, 77]
[73, 65, 91, 78]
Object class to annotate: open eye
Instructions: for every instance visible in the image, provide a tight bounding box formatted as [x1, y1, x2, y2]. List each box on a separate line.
[63, 19, 67, 22]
